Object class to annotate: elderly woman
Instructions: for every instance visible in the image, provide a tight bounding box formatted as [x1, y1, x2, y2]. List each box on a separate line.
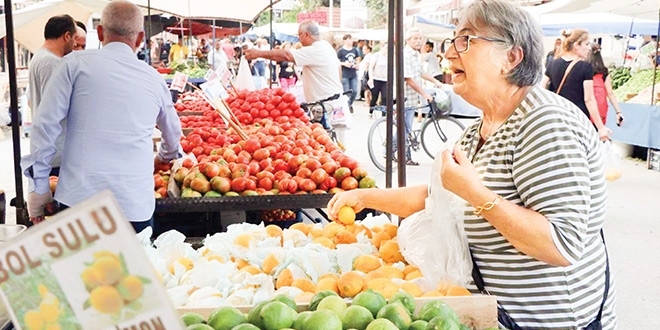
[541, 29, 612, 141]
[327, 0, 616, 329]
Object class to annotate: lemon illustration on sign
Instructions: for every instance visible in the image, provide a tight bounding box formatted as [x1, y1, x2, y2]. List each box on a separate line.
[38, 293, 60, 323]
[81, 266, 101, 292]
[92, 255, 124, 286]
[117, 275, 144, 302]
[89, 285, 124, 314]
[341, 305, 374, 330]
[316, 295, 347, 317]
[259, 301, 297, 330]
[24, 310, 44, 330]
[301, 309, 342, 330]
[337, 206, 356, 225]
[365, 318, 399, 330]
[207, 305, 246, 330]
[352, 289, 387, 318]
[181, 312, 206, 326]
[376, 301, 412, 330]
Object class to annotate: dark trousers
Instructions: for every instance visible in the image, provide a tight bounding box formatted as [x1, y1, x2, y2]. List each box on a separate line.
[56, 202, 153, 234]
[370, 80, 388, 111]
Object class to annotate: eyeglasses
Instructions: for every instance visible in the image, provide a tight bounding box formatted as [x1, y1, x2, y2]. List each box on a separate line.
[441, 35, 507, 53]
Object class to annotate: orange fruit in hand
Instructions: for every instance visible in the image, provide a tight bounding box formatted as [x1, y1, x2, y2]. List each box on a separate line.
[337, 206, 356, 225]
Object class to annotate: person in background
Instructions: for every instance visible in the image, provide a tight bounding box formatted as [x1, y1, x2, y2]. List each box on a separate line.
[196, 38, 210, 63]
[545, 37, 562, 69]
[358, 44, 373, 105]
[541, 29, 612, 141]
[137, 39, 152, 65]
[158, 39, 170, 65]
[277, 42, 297, 91]
[368, 42, 390, 119]
[420, 40, 443, 121]
[169, 37, 189, 63]
[337, 34, 361, 112]
[209, 40, 229, 71]
[329, 1, 616, 328]
[403, 27, 443, 165]
[253, 38, 270, 80]
[21, 1, 182, 231]
[588, 43, 624, 126]
[27, 14, 77, 178]
[74, 21, 87, 50]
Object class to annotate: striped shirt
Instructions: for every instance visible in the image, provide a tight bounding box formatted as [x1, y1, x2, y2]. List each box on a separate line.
[456, 86, 616, 329]
[403, 45, 423, 109]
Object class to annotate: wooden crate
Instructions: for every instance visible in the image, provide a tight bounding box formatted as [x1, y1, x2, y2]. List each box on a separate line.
[178, 295, 498, 329]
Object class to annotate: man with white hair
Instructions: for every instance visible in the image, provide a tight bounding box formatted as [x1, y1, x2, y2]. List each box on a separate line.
[22, 1, 182, 233]
[73, 21, 87, 50]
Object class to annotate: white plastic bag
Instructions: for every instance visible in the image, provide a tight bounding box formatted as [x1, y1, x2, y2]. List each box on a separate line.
[234, 57, 255, 91]
[328, 94, 353, 128]
[602, 140, 622, 181]
[397, 150, 472, 289]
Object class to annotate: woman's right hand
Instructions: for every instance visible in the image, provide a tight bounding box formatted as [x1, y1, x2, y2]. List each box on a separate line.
[327, 189, 367, 221]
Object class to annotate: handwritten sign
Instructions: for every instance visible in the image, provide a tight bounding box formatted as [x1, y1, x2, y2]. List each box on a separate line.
[200, 79, 229, 103]
[169, 72, 188, 92]
[204, 69, 218, 82]
[0, 191, 185, 330]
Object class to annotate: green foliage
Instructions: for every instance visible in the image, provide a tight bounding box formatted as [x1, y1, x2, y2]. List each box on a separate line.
[365, 0, 388, 28]
[610, 67, 631, 90]
[614, 69, 660, 100]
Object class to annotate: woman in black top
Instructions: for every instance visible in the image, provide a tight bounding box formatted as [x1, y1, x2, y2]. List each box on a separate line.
[541, 29, 612, 141]
[277, 42, 297, 91]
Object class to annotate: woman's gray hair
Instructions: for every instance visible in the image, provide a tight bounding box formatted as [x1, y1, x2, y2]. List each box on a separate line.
[300, 20, 320, 37]
[101, 1, 143, 37]
[460, 0, 544, 86]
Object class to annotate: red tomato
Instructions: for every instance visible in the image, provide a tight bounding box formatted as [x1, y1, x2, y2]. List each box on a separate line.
[341, 176, 359, 190]
[253, 148, 271, 161]
[296, 167, 312, 178]
[310, 168, 329, 185]
[282, 93, 296, 103]
[299, 178, 317, 192]
[231, 177, 249, 192]
[258, 177, 273, 190]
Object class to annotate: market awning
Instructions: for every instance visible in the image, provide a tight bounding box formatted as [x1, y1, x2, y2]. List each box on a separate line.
[536, 0, 659, 20]
[539, 12, 660, 36]
[129, 0, 281, 23]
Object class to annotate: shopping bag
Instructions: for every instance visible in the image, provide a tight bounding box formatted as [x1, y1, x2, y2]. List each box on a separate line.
[602, 140, 622, 181]
[397, 150, 472, 289]
[234, 57, 255, 91]
[328, 94, 353, 128]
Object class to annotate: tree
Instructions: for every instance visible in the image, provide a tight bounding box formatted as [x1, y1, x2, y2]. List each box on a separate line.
[365, 0, 387, 28]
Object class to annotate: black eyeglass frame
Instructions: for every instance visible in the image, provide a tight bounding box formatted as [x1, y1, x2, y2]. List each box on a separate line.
[441, 35, 508, 53]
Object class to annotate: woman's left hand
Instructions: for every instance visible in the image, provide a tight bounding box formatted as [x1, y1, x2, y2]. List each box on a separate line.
[598, 126, 613, 141]
[440, 148, 483, 201]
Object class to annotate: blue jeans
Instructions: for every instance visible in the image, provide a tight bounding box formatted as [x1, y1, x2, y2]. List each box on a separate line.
[342, 76, 359, 105]
[253, 60, 267, 77]
[55, 201, 153, 235]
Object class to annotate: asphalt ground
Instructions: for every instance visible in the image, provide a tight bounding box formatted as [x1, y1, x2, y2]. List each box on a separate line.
[2, 99, 659, 328]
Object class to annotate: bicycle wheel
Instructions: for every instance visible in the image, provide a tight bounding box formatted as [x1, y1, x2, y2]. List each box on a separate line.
[421, 116, 466, 159]
[367, 117, 398, 172]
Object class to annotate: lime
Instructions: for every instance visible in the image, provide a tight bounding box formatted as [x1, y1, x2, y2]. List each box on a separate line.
[376, 301, 412, 330]
[352, 289, 387, 318]
[247, 300, 269, 329]
[364, 318, 399, 330]
[426, 315, 461, 330]
[230, 324, 260, 330]
[271, 294, 298, 311]
[302, 309, 343, 330]
[207, 306, 247, 330]
[389, 291, 416, 316]
[309, 290, 339, 311]
[292, 311, 313, 330]
[186, 325, 214, 330]
[181, 312, 206, 326]
[413, 300, 460, 324]
[259, 301, 297, 330]
[342, 305, 374, 330]
[316, 295, 348, 317]
[409, 320, 428, 330]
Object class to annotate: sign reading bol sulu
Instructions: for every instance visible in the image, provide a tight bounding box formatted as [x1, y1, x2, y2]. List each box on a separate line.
[297, 11, 328, 24]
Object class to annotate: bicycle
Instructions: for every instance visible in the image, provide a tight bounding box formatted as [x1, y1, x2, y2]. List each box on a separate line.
[367, 100, 467, 172]
[300, 91, 353, 150]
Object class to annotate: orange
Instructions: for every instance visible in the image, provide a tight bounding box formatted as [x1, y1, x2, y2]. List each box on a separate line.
[353, 254, 382, 273]
[371, 230, 391, 249]
[353, 225, 373, 238]
[323, 222, 344, 239]
[401, 281, 424, 298]
[276, 268, 293, 289]
[261, 254, 279, 274]
[365, 278, 399, 299]
[240, 265, 261, 275]
[364, 269, 386, 283]
[337, 206, 356, 225]
[404, 270, 423, 281]
[295, 291, 314, 304]
[422, 290, 445, 297]
[375, 265, 404, 279]
[308, 227, 325, 238]
[446, 286, 472, 296]
[382, 223, 398, 238]
[318, 273, 340, 282]
[379, 240, 405, 264]
[234, 233, 254, 248]
[370, 225, 383, 233]
[292, 278, 316, 293]
[402, 264, 419, 277]
[315, 276, 339, 294]
[289, 222, 311, 235]
[436, 281, 452, 295]
[333, 230, 357, 245]
[313, 236, 336, 249]
[337, 271, 365, 298]
[265, 224, 283, 238]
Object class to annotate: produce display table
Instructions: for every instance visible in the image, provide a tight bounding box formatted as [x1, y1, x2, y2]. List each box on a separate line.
[607, 102, 660, 149]
[153, 194, 333, 237]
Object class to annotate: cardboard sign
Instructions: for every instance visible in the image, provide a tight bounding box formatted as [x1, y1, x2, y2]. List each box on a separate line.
[0, 191, 185, 330]
[215, 65, 234, 86]
[199, 79, 229, 103]
[169, 72, 188, 92]
[203, 69, 218, 82]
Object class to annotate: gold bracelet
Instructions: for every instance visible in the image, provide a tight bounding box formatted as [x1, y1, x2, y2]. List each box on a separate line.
[474, 195, 503, 216]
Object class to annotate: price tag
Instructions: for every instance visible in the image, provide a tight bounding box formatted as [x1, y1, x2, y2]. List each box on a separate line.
[215, 65, 234, 85]
[0, 191, 185, 330]
[200, 79, 229, 102]
[169, 71, 188, 92]
[204, 69, 218, 81]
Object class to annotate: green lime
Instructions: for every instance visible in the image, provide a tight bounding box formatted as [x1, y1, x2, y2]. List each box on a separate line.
[271, 294, 298, 311]
[426, 315, 461, 330]
[260, 301, 297, 330]
[230, 324, 260, 330]
[316, 295, 348, 317]
[376, 301, 412, 330]
[413, 300, 460, 324]
[352, 289, 387, 318]
[302, 309, 343, 330]
[207, 306, 247, 330]
[292, 311, 313, 330]
[364, 318, 399, 330]
[181, 312, 206, 326]
[389, 291, 416, 316]
[309, 290, 339, 311]
[186, 325, 214, 330]
[247, 300, 269, 329]
[409, 320, 428, 330]
[342, 305, 374, 330]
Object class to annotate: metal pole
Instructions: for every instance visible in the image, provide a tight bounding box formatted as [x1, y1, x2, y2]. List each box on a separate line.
[395, 0, 406, 187]
[3, 0, 29, 225]
[329, 0, 333, 28]
[269, 0, 274, 88]
[385, 0, 395, 188]
[651, 10, 660, 105]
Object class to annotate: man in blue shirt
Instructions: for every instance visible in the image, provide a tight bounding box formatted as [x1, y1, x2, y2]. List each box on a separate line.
[22, 0, 182, 232]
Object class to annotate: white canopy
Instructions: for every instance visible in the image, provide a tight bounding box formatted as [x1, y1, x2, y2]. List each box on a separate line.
[130, 0, 280, 23]
[536, 0, 659, 20]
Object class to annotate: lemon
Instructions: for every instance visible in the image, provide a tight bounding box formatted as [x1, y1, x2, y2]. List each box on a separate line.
[337, 206, 356, 225]
[207, 306, 246, 330]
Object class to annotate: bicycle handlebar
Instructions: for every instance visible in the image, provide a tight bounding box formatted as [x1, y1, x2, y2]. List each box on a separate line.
[301, 90, 353, 108]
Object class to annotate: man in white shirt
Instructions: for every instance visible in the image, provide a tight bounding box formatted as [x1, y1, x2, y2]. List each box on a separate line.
[21, 1, 182, 231]
[209, 40, 228, 71]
